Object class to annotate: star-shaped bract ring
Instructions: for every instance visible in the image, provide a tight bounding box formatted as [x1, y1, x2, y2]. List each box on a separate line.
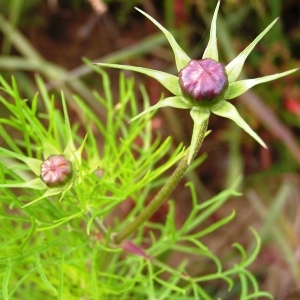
[96, 0, 298, 164]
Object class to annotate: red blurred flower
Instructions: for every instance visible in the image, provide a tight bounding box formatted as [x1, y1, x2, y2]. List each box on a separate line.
[284, 98, 300, 115]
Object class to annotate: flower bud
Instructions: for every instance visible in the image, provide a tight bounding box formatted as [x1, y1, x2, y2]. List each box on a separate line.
[178, 58, 228, 107]
[40, 155, 73, 187]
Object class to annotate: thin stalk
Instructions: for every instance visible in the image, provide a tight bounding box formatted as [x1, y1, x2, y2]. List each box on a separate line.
[113, 119, 209, 244]
[86, 209, 108, 236]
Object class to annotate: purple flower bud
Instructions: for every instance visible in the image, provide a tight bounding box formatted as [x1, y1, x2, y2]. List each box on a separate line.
[40, 155, 73, 187]
[178, 58, 228, 107]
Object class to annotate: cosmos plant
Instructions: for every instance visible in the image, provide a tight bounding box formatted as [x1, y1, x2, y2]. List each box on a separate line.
[97, 0, 298, 243]
[0, 3, 297, 297]
[97, 0, 297, 164]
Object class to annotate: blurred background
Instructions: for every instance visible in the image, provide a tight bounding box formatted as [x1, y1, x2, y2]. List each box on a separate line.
[0, 0, 299, 298]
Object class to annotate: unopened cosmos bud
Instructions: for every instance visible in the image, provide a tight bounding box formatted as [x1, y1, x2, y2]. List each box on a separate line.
[40, 155, 73, 187]
[178, 58, 228, 108]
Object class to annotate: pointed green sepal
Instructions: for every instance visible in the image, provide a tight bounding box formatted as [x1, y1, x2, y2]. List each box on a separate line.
[41, 141, 61, 160]
[202, 0, 220, 61]
[0, 147, 42, 176]
[226, 68, 299, 99]
[212, 101, 267, 148]
[68, 133, 88, 165]
[96, 63, 182, 95]
[135, 8, 190, 71]
[0, 178, 46, 190]
[225, 18, 279, 83]
[130, 96, 192, 123]
[189, 108, 210, 164]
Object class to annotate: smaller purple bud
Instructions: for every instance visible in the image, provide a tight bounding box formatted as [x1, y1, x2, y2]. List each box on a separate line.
[40, 155, 73, 187]
[121, 240, 152, 260]
[178, 58, 228, 107]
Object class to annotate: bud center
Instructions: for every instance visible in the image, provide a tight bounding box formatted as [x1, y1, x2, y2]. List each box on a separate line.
[178, 58, 228, 108]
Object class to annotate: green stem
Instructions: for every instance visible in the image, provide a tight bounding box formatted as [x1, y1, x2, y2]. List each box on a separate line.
[113, 119, 208, 244]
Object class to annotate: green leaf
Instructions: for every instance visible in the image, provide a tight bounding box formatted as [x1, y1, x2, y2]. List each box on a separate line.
[242, 227, 261, 268]
[96, 63, 181, 95]
[202, 0, 220, 61]
[130, 96, 192, 122]
[225, 18, 279, 83]
[188, 210, 236, 239]
[189, 108, 210, 164]
[35, 253, 57, 295]
[212, 101, 267, 148]
[20, 217, 36, 252]
[135, 7, 190, 71]
[61, 91, 76, 154]
[3, 259, 12, 300]
[226, 68, 299, 99]
[38, 215, 84, 231]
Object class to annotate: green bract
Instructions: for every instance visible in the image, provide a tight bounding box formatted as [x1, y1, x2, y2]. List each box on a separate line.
[96, 0, 298, 164]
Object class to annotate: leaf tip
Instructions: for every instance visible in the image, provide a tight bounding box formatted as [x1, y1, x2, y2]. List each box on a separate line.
[258, 138, 268, 149]
[134, 7, 143, 13]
